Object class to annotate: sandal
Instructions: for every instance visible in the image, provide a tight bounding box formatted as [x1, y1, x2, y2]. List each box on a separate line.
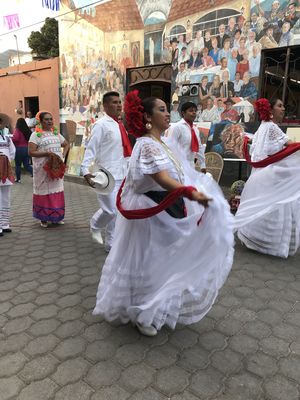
[40, 221, 48, 228]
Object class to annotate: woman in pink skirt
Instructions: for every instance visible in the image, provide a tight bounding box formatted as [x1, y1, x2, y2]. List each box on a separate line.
[28, 111, 69, 228]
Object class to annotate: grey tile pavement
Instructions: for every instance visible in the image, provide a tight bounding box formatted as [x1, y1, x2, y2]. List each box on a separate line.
[0, 175, 299, 399]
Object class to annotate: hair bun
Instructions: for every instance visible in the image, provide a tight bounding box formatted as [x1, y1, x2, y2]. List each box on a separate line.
[254, 98, 271, 121]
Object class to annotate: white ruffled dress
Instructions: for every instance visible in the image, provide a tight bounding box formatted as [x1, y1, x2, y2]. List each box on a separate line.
[234, 121, 300, 258]
[93, 136, 234, 330]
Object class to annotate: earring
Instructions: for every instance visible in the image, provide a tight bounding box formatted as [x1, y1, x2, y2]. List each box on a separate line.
[146, 122, 152, 130]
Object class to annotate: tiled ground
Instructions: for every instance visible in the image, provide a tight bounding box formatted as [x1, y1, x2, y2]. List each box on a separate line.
[0, 175, 299, 400]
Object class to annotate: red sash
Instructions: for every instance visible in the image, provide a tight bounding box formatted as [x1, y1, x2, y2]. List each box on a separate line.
[243, 136, 300, 168]
[114, 118, 132, 157]
[116, 179, 197, 220]
[186, 120, 199, 153]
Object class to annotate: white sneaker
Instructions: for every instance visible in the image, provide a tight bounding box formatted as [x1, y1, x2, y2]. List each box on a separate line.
[91, 229, 103, 244]
[136, 322, 158, 337]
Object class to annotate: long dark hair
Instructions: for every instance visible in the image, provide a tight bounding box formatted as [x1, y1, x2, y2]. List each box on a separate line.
[16, 118, 32, 141]
[269, 98, 281, 109]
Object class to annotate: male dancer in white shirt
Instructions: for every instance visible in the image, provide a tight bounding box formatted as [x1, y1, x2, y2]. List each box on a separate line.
[81, 91, 132, 252]
[169, 101, 206, 173]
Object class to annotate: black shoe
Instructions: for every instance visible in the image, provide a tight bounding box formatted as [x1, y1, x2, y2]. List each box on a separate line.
[0, 232, 3, 237]
[3, 228, 12, 233]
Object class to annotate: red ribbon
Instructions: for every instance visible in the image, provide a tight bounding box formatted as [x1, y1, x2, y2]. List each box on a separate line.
[116, 179, 197, 220]
[186, 120, 199, 153]
[243, 137, 300, 168]
[114, 119, 132, 157]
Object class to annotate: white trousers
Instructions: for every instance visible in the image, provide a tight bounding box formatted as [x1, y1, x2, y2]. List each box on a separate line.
[0, 186, 11, 232]
[90, 180, 122, 248]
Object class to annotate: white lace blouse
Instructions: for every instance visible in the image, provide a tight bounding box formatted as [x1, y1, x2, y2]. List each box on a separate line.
[126, 137, 183, 194]
[250, 121, 289, 162]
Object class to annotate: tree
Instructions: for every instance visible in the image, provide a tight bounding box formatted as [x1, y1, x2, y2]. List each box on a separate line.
[28, 17, 59, 58]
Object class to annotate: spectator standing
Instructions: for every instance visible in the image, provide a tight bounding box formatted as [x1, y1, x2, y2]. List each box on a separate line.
[25, 111, 37, 132]
[12, 118, 33, 183]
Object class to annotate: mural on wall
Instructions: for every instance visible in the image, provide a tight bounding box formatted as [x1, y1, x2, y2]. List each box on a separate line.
[167, 0, 299, 159]
[58, 0, 300, 174]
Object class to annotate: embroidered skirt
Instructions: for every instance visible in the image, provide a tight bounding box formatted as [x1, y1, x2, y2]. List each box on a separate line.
[33, 191, 65, 222]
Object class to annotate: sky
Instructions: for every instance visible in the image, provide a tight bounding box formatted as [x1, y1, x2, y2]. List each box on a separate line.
[0, 0, 59, 52]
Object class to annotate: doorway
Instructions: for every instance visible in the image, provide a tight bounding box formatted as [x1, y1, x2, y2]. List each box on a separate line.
[24, 96, 39, 117]
[126, 64, 172, 109]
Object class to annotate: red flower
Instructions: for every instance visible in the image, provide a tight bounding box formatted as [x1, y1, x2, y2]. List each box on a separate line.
[124, 90, 145, 137]
[254, 98, 271, 121]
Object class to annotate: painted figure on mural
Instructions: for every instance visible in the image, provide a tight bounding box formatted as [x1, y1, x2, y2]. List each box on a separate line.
[149, 36, 155, 65]
[131, 42, 140, 67]
[161, 38, 172, 63]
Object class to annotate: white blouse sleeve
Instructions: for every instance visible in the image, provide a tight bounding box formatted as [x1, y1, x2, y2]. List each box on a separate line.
[138, 141, 170, 175]
[265, 123, 289, 155]
[59, 134, 66, 145]
[8, 137, 16, 160]
[29, 132, 41, 146]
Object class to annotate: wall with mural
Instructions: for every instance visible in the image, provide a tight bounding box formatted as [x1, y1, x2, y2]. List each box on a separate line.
[58, 0, 299, 172]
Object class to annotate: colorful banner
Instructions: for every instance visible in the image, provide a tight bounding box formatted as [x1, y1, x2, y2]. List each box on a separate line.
[3, 14, 20, 30]
[42, 0, 60, 11]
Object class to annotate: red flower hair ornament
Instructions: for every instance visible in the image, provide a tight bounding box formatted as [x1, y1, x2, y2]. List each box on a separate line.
[124, 90, 145, 137]
[255, 98, 271, 121]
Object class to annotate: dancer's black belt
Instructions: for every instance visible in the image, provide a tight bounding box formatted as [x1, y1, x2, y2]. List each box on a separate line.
[144, 191, 186, 219]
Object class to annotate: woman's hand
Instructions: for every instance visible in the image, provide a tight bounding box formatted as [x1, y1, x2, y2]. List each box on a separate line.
[191, 190, 212, 208]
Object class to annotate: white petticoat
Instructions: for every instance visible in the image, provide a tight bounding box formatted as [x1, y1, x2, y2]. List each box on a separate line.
[234, 151, 300, 258]
[93, 138, 234, 330]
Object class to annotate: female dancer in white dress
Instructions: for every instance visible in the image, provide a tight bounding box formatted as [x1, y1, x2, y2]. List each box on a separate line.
[234, 98, 300, 258]
[93, 91, 234, 336]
